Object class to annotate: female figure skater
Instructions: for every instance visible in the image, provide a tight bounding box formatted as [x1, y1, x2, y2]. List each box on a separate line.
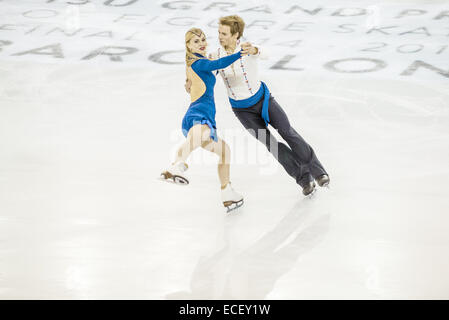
[161, 28, 247, 212]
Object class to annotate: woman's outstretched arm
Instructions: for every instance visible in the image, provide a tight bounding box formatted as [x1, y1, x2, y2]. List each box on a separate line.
[192, 51, 242, 72]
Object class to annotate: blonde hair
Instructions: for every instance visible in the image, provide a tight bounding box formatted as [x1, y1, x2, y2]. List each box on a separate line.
[219, 15, 245, 39]
[185, 28, 205, 67]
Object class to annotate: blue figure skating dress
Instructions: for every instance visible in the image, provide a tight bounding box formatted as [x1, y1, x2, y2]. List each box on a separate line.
[182, 51, 242, 141]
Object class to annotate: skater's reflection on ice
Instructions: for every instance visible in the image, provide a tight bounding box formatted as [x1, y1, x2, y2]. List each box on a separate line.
[165, 197, 330, 299]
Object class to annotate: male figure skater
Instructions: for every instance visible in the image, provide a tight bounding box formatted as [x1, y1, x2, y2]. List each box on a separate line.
[186, 15, 329, 196]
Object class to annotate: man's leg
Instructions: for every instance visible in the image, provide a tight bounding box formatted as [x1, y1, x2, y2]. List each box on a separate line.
[232, 108, 307, 186]
[267, 96, 328, 184]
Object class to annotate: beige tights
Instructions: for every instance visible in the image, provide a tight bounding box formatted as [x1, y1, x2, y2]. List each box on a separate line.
[174, 124, 231, 188]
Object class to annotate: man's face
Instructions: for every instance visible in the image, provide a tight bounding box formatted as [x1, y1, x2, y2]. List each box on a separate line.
[218, 24, 238, 48]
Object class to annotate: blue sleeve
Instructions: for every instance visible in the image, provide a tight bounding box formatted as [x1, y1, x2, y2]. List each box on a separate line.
[192, 51, 242, 72]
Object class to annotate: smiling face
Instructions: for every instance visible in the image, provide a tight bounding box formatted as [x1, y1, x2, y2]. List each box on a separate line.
[218, 24, 239, 49]
[187, 32, 207, 56]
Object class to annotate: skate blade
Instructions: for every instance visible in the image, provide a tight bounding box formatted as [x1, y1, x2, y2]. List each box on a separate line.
[224, 199, 244, 213]
[320, 182, 330, 188]
[159, 172, 189, 185]
[305, 188, 317, 198]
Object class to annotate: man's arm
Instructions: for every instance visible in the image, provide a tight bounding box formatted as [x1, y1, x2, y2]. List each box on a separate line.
[241, 42, 268, 60]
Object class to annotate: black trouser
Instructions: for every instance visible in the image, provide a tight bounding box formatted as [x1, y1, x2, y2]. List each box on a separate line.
[232, 94, 327, 188]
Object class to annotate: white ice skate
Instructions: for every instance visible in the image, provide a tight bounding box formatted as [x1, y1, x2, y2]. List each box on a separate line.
[160, 161, 189, 185]
[221, 182, 244, 213]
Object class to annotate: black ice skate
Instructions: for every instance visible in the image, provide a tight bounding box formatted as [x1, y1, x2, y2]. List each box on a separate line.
[302, 181, 316, 197]
[316, 174, 330, 188]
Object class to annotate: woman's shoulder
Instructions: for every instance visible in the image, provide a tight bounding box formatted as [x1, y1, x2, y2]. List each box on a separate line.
[191, 57, 209, 69]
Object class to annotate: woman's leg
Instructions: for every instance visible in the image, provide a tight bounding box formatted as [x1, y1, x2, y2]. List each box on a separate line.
[174, 124, 231, 187]
[198, 125, 231, 188]
[202, 136, 231, 189]
[174, 124, 208, 163]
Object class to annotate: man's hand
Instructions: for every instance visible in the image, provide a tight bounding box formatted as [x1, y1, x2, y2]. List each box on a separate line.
[185, 78, 192, 93]
[240, 42, 258, 55]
